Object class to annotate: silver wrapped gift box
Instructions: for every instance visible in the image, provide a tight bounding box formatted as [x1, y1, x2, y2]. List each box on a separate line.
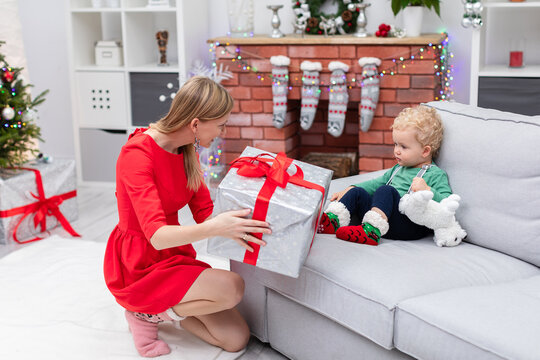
[207, 147, 332, 278]
[0, 159, 79, 244]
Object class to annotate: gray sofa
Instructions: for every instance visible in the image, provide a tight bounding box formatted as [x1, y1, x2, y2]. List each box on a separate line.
[231, 101, 540, 360]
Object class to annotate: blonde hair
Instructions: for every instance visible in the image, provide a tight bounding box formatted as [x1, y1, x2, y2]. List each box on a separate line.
[150, 76, 234, 191]
[391, 105, 444, 158]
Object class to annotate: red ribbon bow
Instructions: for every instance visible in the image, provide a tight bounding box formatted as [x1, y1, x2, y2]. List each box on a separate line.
[0, 167, 80, 244]
[229, 152, 325, 266]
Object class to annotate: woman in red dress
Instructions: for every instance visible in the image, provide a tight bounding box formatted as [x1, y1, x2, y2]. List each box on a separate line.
[103, 76, 271, 357]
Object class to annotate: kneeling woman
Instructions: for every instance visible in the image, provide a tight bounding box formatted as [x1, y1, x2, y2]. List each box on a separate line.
[103, 76, 271, 357]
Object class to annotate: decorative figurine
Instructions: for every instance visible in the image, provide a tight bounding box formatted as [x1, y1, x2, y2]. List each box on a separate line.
[292, 18, 307, 37]
[319, 15, 337, 37]
[155, 30, 169, 66]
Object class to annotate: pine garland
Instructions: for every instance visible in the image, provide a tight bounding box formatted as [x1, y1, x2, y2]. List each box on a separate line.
[292, 0, 362, 35]
[0, 41, 48, 168]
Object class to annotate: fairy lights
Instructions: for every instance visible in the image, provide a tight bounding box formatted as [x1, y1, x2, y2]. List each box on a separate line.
[208, 33, 454, 101]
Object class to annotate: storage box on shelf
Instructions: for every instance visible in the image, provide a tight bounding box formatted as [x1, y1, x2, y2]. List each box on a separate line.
[469, 0, 540, 115]
[67, 0, 208, 183]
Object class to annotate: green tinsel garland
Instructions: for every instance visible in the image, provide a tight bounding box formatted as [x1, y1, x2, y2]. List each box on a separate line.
[292, 0, 362, 35]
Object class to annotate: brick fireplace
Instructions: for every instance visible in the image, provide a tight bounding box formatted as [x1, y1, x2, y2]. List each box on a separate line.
[209, 34, 446, 173]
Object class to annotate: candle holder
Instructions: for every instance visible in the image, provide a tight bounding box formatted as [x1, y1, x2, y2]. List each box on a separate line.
[509, 39, 525, 68]
[267, 5, 285, 38]
[352, 2, 371, 37]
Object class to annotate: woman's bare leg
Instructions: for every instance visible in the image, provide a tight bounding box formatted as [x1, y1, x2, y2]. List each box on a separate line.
[172, 268, 250, 352]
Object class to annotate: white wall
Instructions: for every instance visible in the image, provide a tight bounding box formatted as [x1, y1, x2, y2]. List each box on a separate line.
[16, 0, 473, 159]
[18, 0, 74, 159]
[209, 0, 473, 104]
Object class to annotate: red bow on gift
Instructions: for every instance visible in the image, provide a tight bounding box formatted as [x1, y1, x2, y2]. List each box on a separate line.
[229, 152, 325, 266]
[0, 167, 80, 244]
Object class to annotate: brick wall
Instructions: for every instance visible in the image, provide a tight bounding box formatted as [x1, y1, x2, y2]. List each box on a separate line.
[213, 36, 443, 173]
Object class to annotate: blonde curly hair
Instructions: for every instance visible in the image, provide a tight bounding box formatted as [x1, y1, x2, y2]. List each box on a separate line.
[391, 105, 444, 158]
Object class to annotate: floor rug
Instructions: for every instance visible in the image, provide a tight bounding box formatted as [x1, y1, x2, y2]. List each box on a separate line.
[0, 236, 242, 359]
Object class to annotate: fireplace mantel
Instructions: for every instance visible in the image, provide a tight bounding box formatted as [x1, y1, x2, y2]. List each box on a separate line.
[209, 34, 446, 45]
[209, 34, 447, 172]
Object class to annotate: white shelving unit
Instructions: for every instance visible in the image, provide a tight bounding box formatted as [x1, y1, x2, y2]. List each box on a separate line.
[469, 0, 540, 106]
[67, 0, 209, 184]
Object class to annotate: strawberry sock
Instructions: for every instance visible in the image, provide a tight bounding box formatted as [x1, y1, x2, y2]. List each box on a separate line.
[317, 212, 340, 234]
[125, 310, 172, 357]
[336, 223, 381, 246]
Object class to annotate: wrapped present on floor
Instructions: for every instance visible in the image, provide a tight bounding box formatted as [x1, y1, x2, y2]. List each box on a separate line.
[207, 147, 333, 278]
[0, 159, 80, 244]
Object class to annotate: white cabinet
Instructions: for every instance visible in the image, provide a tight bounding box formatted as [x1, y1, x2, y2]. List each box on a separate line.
[469, 0, 540, 109]
[67, 0, 209, 183]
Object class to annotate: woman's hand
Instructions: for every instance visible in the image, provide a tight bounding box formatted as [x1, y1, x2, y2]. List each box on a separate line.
[209, 209, 271, 252]
[410, 178, 431, 193]
[330, 186, 354, 202]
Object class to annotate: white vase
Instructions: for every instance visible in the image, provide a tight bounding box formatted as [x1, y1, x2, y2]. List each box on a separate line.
[402, 6, 424, 37]
[227, 0, 254, 37]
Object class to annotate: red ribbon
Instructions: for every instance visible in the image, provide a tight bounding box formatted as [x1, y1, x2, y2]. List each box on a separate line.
[229, 152, 325, 266]
[0, 167, 81, 244]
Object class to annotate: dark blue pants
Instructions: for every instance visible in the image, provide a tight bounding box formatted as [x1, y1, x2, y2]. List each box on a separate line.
[339, 185, 431, 240]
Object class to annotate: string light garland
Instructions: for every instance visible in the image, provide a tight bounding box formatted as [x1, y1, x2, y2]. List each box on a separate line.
[208, 34, 454, 101]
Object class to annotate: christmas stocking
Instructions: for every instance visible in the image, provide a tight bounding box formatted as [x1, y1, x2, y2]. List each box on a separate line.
[270, 55, 291, 129]
[327, 61, 350, 137]
[299, 61, 322, 131]
[358, 57, 381, 132]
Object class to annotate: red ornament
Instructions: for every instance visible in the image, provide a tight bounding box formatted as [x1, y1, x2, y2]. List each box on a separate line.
[3, 71, 14, 82]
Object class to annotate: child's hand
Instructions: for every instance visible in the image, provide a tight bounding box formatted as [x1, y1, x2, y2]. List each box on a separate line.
[330, 186, 354, 201]
[410, 178, 431, 193]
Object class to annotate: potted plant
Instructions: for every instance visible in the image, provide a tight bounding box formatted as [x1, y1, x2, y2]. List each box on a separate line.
[391, 0, 441, 37]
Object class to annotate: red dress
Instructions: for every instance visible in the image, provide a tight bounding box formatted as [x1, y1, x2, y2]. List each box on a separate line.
[104, 128, 213, 314]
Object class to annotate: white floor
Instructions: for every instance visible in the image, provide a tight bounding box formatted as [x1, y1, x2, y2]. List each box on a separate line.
[0, 183, 287, 360]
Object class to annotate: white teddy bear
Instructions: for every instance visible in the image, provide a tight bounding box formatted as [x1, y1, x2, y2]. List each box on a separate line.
[399, 190, 467, 247]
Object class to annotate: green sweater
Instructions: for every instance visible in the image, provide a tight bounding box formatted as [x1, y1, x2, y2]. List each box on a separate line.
[353, 163, 452, 202]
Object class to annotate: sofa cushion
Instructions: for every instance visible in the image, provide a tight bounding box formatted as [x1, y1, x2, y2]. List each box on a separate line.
[425, 101, 540, 267]
[395, 274, 540, 360]
[245, 236, 539, 349]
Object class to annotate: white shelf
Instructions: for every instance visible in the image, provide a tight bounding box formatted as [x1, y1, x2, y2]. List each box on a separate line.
[470, 3, 540, 106]
[123, 7, 177, 12]
[485, 1, 540, 8]
[67, 0, 209, 183]
[479, 65, 540, 77]
[128, 63, 180, 72]
[76, 65, 125, 71]
[71, 8, 122, 13]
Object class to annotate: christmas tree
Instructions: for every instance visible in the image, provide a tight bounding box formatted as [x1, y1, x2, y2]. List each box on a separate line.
[0, 41, 48, 168]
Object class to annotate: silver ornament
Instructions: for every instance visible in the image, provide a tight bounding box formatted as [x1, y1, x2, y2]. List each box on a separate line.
[2, 107, 15, 120]
[22, 109, 36, 122]
[472, 17, 483, 28]
[347, 3, 356, 11]
[461, 16, 472, 28]
[472, 2, 483, 13]
[465, 2, 474, 14]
